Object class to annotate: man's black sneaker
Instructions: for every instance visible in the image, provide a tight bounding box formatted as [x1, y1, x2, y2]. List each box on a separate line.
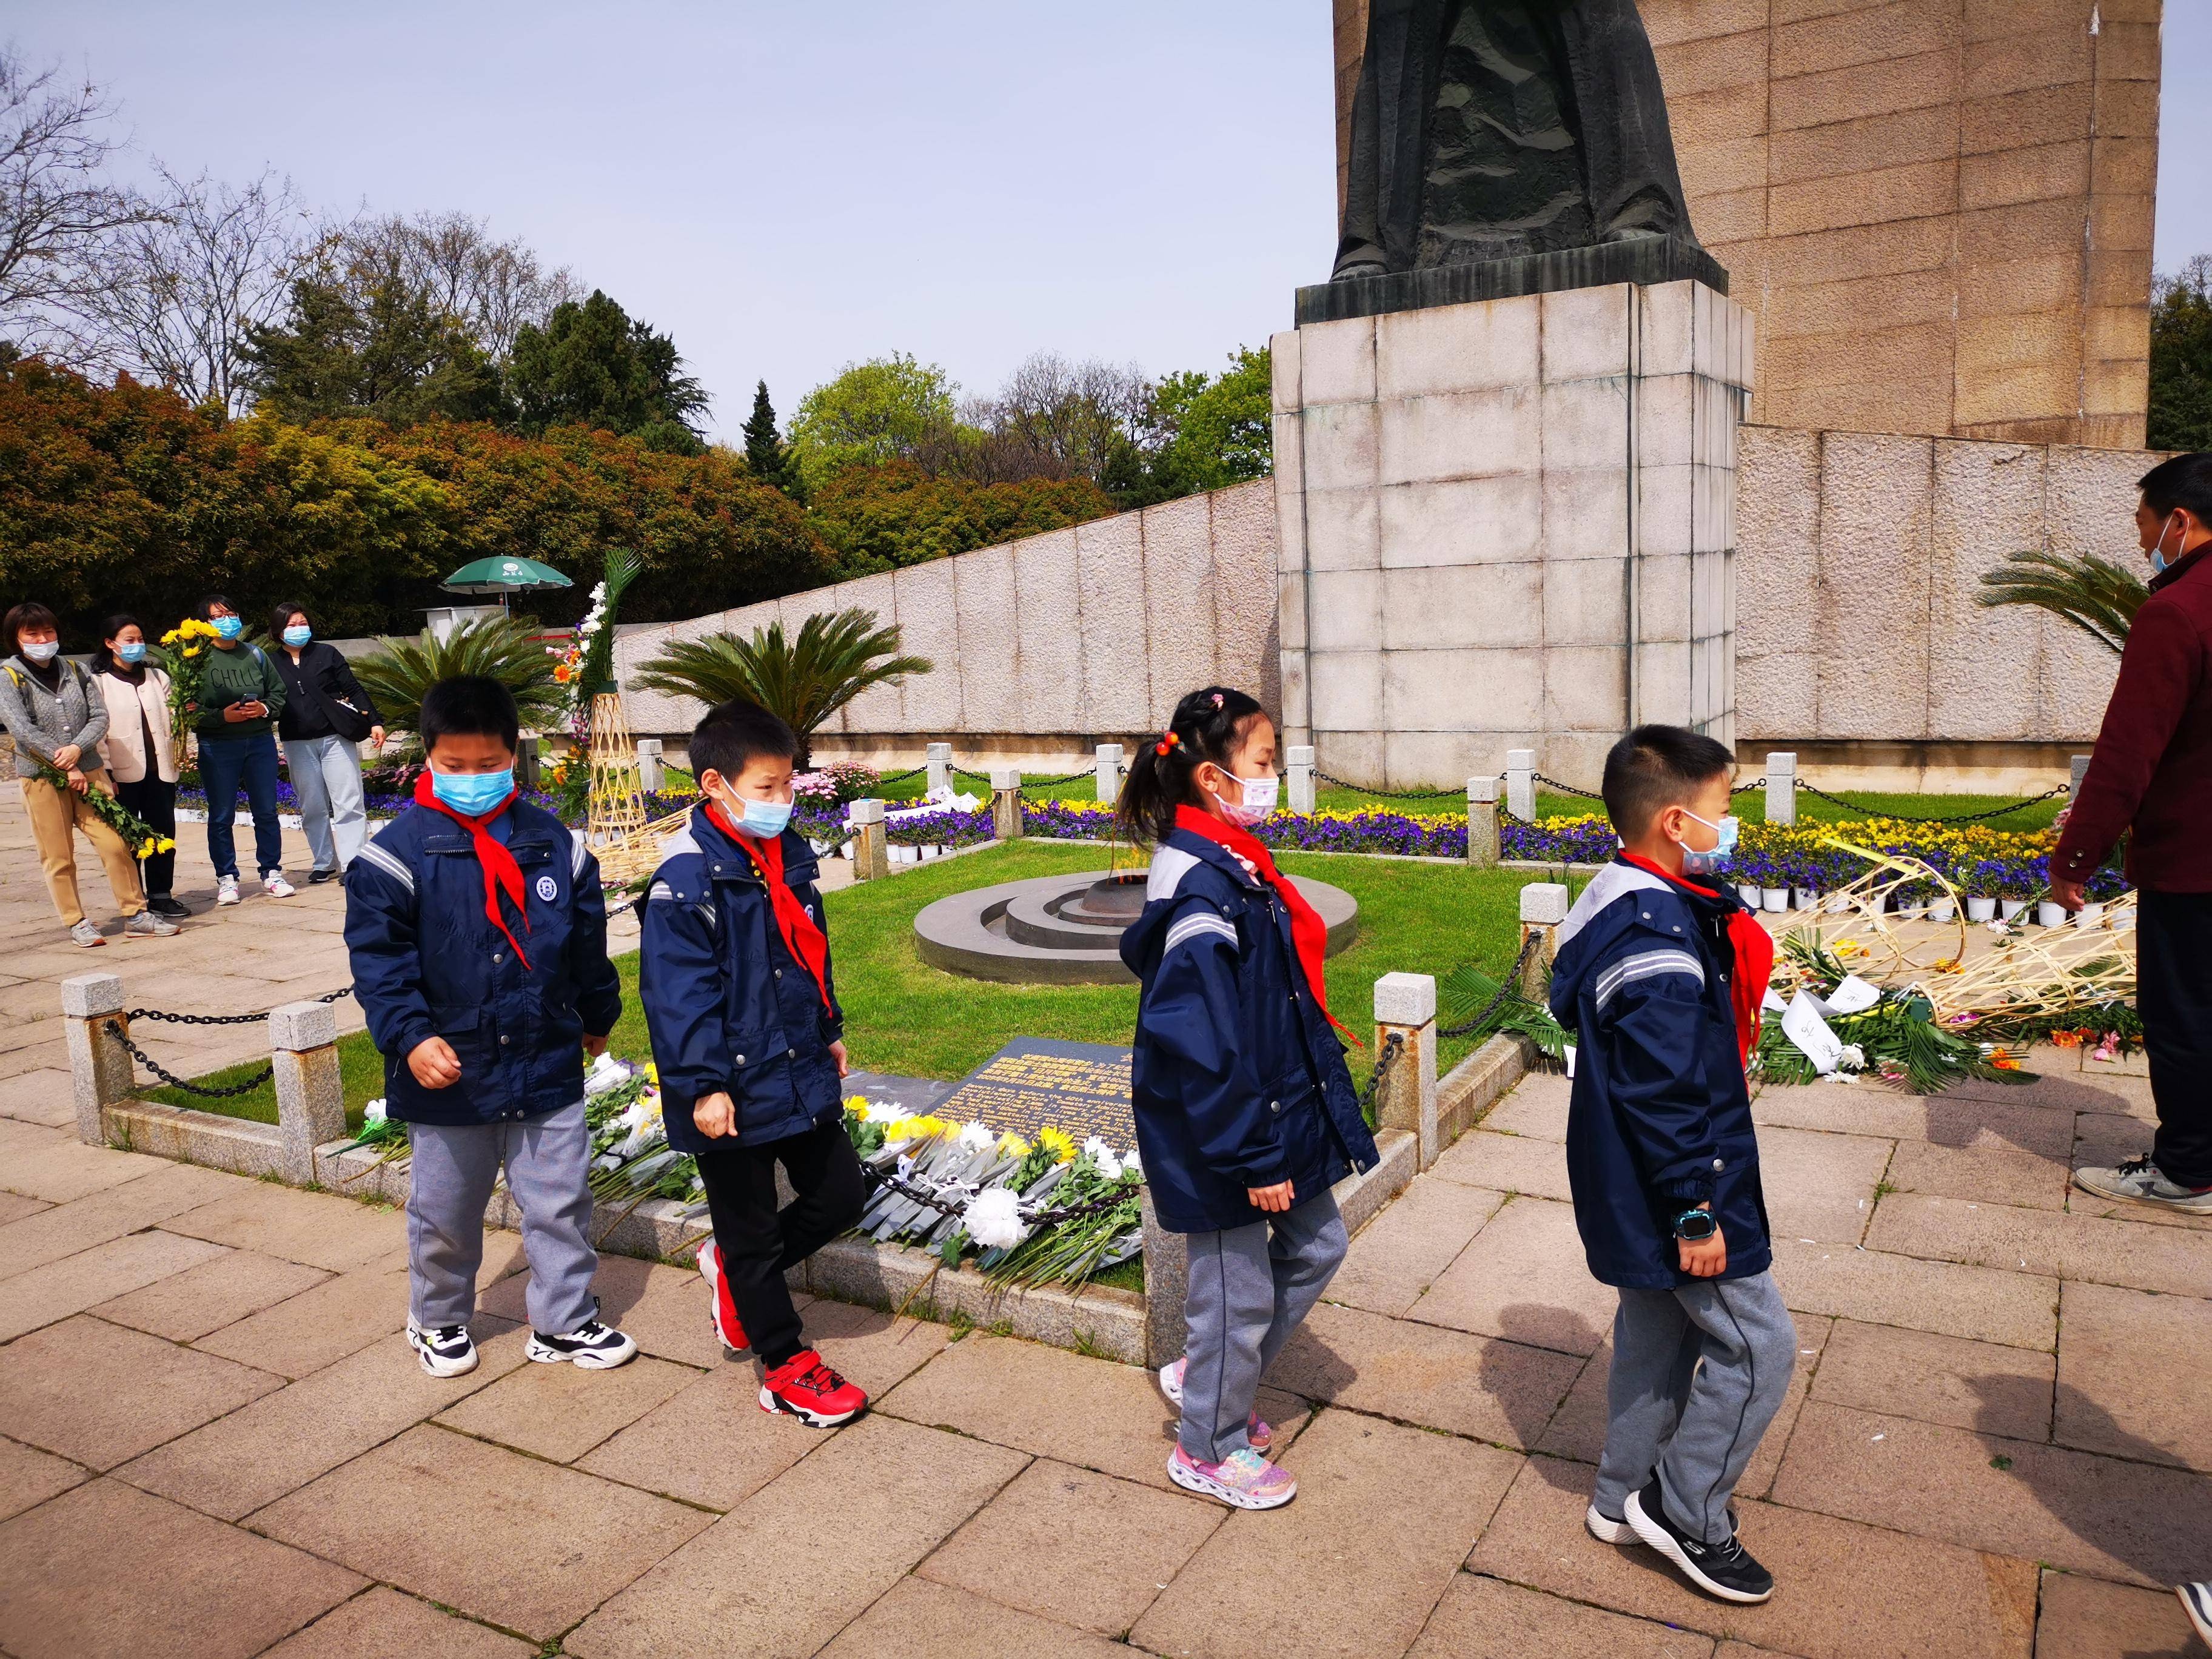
[1626, 1476, 1774, 1603]
[526, 1318, 638, 1369]
[407, 1320, 478, 1378]
[147, 894, 192, 918]
[309, 867, 340, 885]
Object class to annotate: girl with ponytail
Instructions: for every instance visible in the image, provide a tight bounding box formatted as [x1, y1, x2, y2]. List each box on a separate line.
[1116, 686, 1379, 1512]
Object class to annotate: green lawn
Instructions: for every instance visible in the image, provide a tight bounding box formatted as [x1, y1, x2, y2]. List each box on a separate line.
[150, 837, 1535, 1124]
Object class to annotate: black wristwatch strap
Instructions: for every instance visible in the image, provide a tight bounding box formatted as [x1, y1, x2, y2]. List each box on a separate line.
[1671, 1207, 1717, 1241]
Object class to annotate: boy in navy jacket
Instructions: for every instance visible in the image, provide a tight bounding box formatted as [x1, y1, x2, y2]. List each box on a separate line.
[638, 700, 868, 1427]
[1547, 725, 1795, 1605]
[346, 676, 634, 1378]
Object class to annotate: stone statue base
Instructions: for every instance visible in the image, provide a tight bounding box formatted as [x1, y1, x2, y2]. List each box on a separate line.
[1298, 235, 1727, 328]
[1272, 276, 1753, 791]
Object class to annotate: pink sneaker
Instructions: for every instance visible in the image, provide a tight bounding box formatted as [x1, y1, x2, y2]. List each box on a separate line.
[1156, 1357, 1273, 1452]
[1168, 1444, 1296, 1510]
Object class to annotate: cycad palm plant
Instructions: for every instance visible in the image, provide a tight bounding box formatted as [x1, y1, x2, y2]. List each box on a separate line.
[1976, 548, 2147, 655]
[354, 617, 566, 746]
[629, 607, 931, 767]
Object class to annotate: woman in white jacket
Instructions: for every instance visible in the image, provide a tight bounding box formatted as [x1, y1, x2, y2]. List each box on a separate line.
[94, 615, 189, 917]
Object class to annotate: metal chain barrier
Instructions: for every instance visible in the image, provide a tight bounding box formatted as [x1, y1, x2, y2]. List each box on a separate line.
[1438, 934, 1543, 1038]
[952, 767, 1097, 789]
[1314, 769, 1463, 801]
[1794, 780, 2066, 825]
[106, 1019, 274, 1098]
[125, 984, 354, 1028]
[1532, 772, 1604, 802]
[1355, 1029, 1407, 1116]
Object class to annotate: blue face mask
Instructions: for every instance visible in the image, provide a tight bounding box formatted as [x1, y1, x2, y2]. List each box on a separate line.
[212, 615, 244, 640]
[1679, 809, 1738, 877]
[730, 793, 793, 840]
[282, 625, 312, 647]
[2151, 511, 2182, 575]
[431, 768, 514, 817]
[116, 642, 146, 664]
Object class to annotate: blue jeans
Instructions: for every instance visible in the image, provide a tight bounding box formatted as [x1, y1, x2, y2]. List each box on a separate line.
[199, 731, 284, 880]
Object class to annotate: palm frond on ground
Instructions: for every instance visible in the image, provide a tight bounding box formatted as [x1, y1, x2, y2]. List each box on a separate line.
[354, 617, 565, 741]
[629, 607, 931, 766]
[1976, 548, 2147, 655]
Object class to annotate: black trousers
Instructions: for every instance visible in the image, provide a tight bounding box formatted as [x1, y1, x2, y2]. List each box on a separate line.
[694, 1118, 866, 1368]
[2140, 889, 2212, 1187]
[112, 775, 178, 898]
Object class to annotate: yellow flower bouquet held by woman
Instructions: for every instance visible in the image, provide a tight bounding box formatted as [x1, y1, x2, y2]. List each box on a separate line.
[157, 617, 224, 768]
[16, 736, 170, 860]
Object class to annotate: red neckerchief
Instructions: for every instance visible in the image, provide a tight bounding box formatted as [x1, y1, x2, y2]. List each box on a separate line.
[412, 772, 532, 970]
[705, 800, 833, 1013]
[1618, 851, 1774, 1070]
[1172, 805, 1355, 1042]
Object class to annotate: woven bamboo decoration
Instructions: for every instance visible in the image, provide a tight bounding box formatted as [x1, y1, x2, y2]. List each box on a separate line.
[586, 691, 648, 847]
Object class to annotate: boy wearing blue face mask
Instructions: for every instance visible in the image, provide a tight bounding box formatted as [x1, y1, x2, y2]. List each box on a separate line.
[1546, 724, 1794, 1606]
[638, 699, 869, 1427]
[346, 675, 634, 1378]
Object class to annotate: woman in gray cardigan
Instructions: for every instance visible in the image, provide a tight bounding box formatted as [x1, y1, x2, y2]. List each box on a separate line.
[0, 602, 177, 945]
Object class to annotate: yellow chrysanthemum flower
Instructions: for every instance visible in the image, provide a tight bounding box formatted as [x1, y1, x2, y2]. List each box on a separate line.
[157, 838, 175, 853]
[1037, 1126, 1077, 1164]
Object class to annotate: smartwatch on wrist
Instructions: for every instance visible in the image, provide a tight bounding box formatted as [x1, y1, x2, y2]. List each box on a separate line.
[1671, 1207, 1717, 1241]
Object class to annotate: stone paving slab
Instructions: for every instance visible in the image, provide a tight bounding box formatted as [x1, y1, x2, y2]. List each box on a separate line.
[1751, 1090, 2076, 1158]
[917, 1455, 1225, 1636]
[2054, 1280, 2212, 1470]
[90, 1245, 329, 1342]
[576, 1362, 832, 1510]
[1755, 1125, 1892, 1245]
[0, 1067, 75, 1127]
[480, 1250, 730, 1369]
[0, 1477, 367, 1659]
[192, 1257, 412, 1378]
[0, 1225, 232, 1342]
[164, 1184, 408, 1273]
[1409, 1573, 1715, 1658]
[117, 1326, 532, 1522]
[259, 1586, 538, 1658]
[1807, 1318, 2056, 1439]
[1404, 1193, 1615, 1356]
[1865, 1191, 2212, 1297]
[2030, 1567, 2200, 1659]
[817, 1575, 1130, 1659]
[1131, 1407, 1522, 1659]
[0, 1433, 85, 1523]
[1323, 1177, 1503, 1318]
[1466, 1455, 2037, 1659]
[1769, 1237, 2058, 1350]
[251, 1422, 714, 1643]
[1479, 1072, 1569, 1139]
[0, 1160, 250, 1276]
[0, 1128, 179, 1203]
[434, 1350, 702, 1464]
[1883, 1138, 2070, 1211]
[1432, 1128, 1572, 1201]
[568, 1413, 1029, 1659]
[1769, 1401, 2212, 1589]
[0, 1314, 282, 1469]
[1270, 1299, 1581, 1450]
[805, 1298, 952, 1392]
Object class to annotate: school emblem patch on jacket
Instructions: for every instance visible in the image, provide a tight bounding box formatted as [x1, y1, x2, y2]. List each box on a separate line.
[535, 874, 558, 901]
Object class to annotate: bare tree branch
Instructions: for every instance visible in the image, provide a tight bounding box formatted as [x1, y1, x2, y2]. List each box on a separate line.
[0, 47, 146, 346]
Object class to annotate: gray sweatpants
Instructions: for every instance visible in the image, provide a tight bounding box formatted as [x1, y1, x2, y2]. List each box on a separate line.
[1592, 1269, 1797, 1544]
[1178, 1190, 1348, 1463]
[406, 1100, 598, 1335]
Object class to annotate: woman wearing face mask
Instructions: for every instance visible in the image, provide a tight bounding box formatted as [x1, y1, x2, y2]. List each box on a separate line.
[0, 602, 172, 945]
[93, 615, 189, 919]
[268, 602, 385, 885]
[189, 594, 293, 906]
[1115, 685, 1378, 1512]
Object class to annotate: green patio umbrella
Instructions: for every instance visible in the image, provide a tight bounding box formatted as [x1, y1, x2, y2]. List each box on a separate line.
[441, 555, 574, 615]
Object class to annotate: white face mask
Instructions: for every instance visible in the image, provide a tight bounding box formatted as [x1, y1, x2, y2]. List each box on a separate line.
[1211, 769, 1279, 828]
[20, 640, 59, 663]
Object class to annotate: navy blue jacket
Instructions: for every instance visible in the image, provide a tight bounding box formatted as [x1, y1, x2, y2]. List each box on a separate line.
[1121, 830, 1379, 1233]
[1549, 858, 1772, 1289]
[346, 799, 622, 1127]
[638, 805, 846, 1156]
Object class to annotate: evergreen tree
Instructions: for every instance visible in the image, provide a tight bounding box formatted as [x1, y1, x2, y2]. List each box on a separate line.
[742, 379, 801, 495]
[239, 270, 508, 427]
[2149, 256, 2212, 453]
[507, 289, 708, 451]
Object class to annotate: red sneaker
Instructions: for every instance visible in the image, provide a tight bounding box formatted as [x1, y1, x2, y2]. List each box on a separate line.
[696, 1239, 748, 1354]
[759, 1349, 867, 1427]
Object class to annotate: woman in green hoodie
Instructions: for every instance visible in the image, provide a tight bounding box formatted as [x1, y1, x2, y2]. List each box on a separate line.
[189, 595, 293, 905]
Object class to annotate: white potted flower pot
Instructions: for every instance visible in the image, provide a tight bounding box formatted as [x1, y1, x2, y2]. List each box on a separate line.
[1760, 887, 1789, 913]
[2076, 901, 2105, 928]
[1999, 897, 2028, 921]
[1825, 892, 1854, 915]
[838, 839, 855, 862]
[1966, 895, 1997, 922]
[2036, 899, 2068, 927]
[1795, 887, 1823, 911]
[920, 843, 943, 860]
[1927, 898, 1957, 922]
[1737, 882, 1762, 908]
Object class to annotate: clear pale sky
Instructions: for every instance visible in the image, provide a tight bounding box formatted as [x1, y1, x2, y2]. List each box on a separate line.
[6, 2, 2206, 441]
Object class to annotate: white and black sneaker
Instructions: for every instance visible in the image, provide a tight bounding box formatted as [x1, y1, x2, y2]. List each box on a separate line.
[1626, 1476, 1774, 1604]
[407, 1320, 478, 1378]
[525, 1316, 638, 1369]
[1585, 1503, 1637, 1544]
[2178, 1580, 2212, 1648]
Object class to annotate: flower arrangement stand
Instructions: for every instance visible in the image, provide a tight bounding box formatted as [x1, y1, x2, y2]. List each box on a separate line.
[586, 691, 648, 846]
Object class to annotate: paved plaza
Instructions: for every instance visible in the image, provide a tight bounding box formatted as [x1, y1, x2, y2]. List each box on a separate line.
[1, 792, 2208, 1658]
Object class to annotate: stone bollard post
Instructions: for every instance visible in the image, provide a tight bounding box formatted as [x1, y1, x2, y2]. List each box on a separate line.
[1506, 748, 1536, 822]
[1518, 883, 1569, 999]
[515, 736, 540, 788]
[1466, 776, 1501, 868]
[1139, 1185, 1190, 1369]
[927, 742, 953, 797]
[1766, 752, 1797, 826]
[62, 973, 132, 1146]
[848, 798, 890, 881]
[1373, 973, 1441, 1170]
[1286, 745, 1317, 815]
[1095, 743, 1124, 806]
[269, 1001, 346, 1185]
[2069, 754, 2091, 805]
[635, 739, 665, 794]
[990, 768, 1024, 840]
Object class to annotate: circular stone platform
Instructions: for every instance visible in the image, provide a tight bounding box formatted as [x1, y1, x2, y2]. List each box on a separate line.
[914, 869, 1359, 985]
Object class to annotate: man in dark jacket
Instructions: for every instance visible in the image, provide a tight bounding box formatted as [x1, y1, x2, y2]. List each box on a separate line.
[2061, 453, 2212, 1216]
[347, 676, 632, 1378]
[1549, 725, 1795, 1606]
